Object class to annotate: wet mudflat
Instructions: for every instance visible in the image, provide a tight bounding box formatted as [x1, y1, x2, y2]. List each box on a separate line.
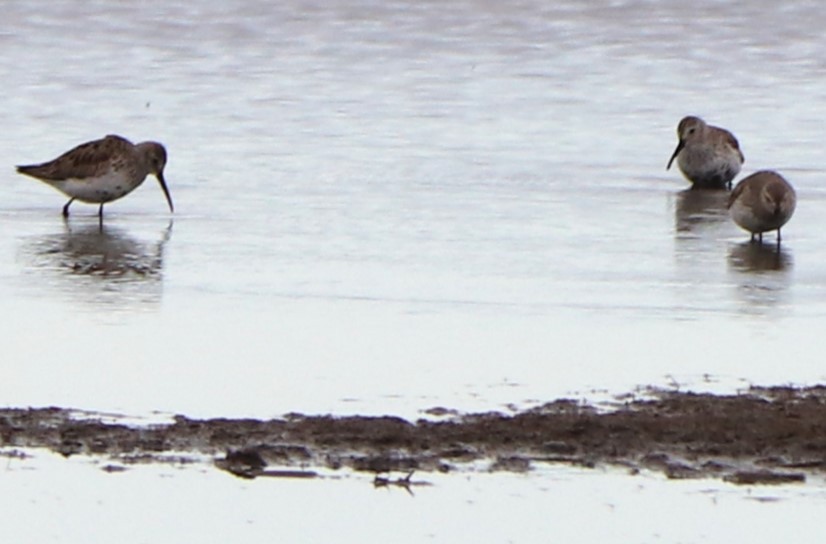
[4, 385, 825, 486]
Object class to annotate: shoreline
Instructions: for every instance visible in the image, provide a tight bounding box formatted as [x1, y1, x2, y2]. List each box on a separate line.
[3, 385, 825, 485]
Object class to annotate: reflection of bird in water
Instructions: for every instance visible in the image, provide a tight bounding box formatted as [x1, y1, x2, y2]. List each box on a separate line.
[673, 188, 730, 234]
[32, 221, 172, 278]
[728, 241, 792, 315]
[728, 241, 792, 273]
[24, 221, 173, 308]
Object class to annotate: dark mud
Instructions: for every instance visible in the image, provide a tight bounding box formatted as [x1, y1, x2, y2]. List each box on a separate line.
[3, 386, 826, 484]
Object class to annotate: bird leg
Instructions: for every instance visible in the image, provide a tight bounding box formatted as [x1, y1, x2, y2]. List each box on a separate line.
[62, 198, 75, 217]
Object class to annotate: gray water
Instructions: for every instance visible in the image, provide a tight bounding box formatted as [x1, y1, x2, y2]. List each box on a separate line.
[4, 0, 826, 419]
[2, 1, 826, 541]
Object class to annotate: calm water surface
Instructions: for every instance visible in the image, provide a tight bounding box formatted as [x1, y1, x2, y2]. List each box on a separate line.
[3, 452, 826, 544]
[2, 1, 826, 540]
[3, 0, 826, 416]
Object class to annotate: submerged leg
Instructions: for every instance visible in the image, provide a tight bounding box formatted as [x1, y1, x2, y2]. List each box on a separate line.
[62, 198, 75, 217]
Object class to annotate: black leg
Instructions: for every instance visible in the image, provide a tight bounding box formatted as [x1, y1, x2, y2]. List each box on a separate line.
[62, 198, 75, 217]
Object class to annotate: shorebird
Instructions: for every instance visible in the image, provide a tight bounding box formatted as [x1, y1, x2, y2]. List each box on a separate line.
[667, 116, 744, 189]
[16, 135, 174, 219]
[728, 170, 796, 243]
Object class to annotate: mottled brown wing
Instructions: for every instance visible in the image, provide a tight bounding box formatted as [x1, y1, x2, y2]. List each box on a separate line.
[17, 135, 133, 181]
[724, 131, 744, 164]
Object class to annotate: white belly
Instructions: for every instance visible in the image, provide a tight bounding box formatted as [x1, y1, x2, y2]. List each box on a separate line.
[50, 172, 144, 204]
[679, 148, 741, 184]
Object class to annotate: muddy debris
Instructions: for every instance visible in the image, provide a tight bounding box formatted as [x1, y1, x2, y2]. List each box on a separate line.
[373, 471, 431, 494]
[2, 386, 826, 484]
[215, 447, 318, 479]
[723, 470, 806, 486]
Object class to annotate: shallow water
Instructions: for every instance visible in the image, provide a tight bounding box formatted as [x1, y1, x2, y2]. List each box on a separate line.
[3, 0, 826, 420]
[4, 452, 826, 544]
[2, 0, 826, 540]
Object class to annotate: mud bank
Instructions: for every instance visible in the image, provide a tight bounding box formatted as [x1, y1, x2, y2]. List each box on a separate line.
[3, 386, 826, 484]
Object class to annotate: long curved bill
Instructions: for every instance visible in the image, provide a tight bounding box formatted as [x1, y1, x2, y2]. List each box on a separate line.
[157, 172, 174, 213]
[666, 140, 684, 170]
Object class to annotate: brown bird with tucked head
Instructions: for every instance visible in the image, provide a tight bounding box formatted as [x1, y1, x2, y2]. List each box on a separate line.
[728, 170, 796, 244]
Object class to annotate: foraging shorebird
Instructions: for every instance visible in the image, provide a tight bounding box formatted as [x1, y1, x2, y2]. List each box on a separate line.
[17, 135, 173, 219]
[728, 170, 796, 243]
[667, 116, 744, 189]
